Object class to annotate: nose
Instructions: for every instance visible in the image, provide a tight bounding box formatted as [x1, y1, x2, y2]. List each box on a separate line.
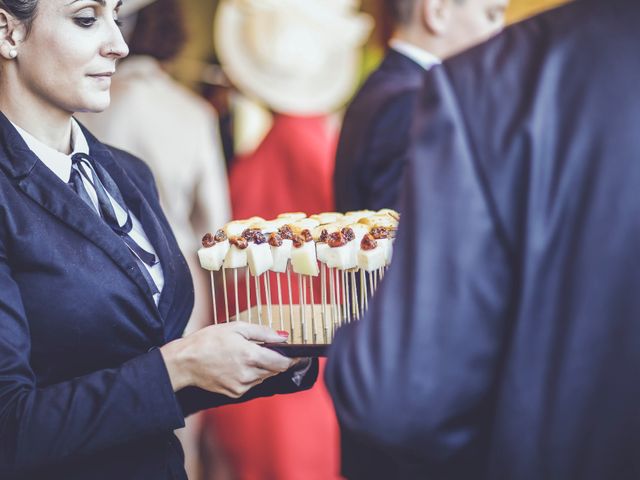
[102, 21, 129, 59]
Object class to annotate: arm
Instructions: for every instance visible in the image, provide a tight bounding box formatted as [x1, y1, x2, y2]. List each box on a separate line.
[325, 66, 515, 465]
[175, 359, 318, 417]
[0, 246, 184, 473]
[160, 322, 318, 417]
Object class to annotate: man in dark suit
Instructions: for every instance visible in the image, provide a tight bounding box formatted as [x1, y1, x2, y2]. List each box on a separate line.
[326, 0, 640, 478]
[334, 0, 508, 212]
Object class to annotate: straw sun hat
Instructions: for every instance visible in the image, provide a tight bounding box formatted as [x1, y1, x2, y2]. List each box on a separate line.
[214, 0, 373, 115]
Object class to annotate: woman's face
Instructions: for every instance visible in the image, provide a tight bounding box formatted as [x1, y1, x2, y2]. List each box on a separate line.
[15, 0, 128, 114]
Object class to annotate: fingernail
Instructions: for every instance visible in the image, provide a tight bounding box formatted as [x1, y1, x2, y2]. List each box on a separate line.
[277, 330, 289, 338]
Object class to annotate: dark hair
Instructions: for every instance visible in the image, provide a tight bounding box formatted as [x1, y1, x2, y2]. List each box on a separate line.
[384, 0, 418, 26]
[384, 0, 467, 27]
[127, 0, 186, 62]
[0, 0, 38, 33]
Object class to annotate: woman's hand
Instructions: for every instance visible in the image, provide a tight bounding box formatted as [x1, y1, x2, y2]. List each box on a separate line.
[160, 322, 295, 398]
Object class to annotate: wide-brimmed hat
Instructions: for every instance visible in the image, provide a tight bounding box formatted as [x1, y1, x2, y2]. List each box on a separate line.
[214, 0, 373, 115]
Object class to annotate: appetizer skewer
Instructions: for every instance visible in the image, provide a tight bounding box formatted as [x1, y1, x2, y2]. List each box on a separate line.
[198, 209, 400, 344]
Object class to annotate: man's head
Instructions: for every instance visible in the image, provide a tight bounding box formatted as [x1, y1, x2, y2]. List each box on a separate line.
[388, 0, 509, 59]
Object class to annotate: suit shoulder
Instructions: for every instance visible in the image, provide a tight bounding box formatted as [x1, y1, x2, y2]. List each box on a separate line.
[345, 81, 421, 136]
[344, 68, 423, 136]
[350, 62, 422, 110]
[443, 0, 593, 97]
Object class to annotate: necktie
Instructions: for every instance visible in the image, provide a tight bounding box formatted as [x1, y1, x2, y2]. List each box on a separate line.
[69, 152, 160, 296]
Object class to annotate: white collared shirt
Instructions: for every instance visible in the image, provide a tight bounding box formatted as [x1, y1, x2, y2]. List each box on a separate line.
[12, 119, 164, 305]
[389, 38, 441, 71]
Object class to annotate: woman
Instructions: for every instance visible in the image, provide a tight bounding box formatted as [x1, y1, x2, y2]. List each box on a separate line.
[0, 1, 316, 479]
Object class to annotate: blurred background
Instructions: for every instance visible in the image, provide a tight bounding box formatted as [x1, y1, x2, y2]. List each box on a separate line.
[87, 1, 569, 479]
[167, 0, 569, 157]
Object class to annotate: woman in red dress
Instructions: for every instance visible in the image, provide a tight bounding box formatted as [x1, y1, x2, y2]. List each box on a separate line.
[203, 0, 372, 478]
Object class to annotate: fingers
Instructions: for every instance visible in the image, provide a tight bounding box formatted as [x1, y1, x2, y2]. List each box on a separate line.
[186, 322, 296, 398]
[220, 368, 278, 399]
[239, 367, 276, 388]
[247, 343, 295, 372]
[289, 356, 311, 368]
[231, 321, 290, 344]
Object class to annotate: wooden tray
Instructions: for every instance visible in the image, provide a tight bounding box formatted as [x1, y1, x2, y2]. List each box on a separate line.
[263, 343, 328, 357]
[230, 304, 350, 357]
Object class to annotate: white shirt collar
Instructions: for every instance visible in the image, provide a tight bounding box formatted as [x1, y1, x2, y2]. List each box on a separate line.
[11, 118, 90, 183]
[388, 38, 441, 71]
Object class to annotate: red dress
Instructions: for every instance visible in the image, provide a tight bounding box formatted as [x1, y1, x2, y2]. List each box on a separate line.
[204, 114, 342, 480]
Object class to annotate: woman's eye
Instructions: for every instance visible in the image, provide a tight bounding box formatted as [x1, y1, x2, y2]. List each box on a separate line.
[74, 16, 98, 28]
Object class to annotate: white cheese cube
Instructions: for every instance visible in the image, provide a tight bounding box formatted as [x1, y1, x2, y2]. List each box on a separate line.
[223, 244, 248, 268]
[325, 243, 357, 270]
[291, 241, 319, 276]
[374, 238, 391, 264]
[197, 240, 230, 271]
[316, 242, 330, 263]
[224, 221, 250, 238]
[357, 247, 386, 272]
[349, 223, 370, 244]
[359, 214, 398, 230]
[277, 212, 307, 221]
[251, 220, 279, 234]
[378, 238, 394, 265]
[293, 218, 320, 231]
[271, 218, 292, 228]
[270, 239, 292, 273]
[247, 242, 273, 276]
[310, 212, 343, 224]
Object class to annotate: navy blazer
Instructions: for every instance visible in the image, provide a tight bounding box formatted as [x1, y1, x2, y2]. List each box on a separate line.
[0, 112, 317, 479]
[334, 48, 425, 212]
[326, 0, 640, 478]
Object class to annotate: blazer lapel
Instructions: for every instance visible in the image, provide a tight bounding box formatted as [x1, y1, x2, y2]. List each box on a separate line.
[85, 135, 178, 327]
[0, 112, 163, 326]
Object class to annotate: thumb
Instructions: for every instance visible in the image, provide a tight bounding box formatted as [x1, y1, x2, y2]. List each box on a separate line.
[232, 321, 289, 343]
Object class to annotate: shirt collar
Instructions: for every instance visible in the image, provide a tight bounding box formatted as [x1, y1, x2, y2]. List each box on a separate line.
[11, 118, 90, 183]
[388, 38, 441, 71]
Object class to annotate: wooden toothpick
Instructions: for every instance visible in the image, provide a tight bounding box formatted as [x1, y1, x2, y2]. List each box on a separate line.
[210, 271, 218, 325]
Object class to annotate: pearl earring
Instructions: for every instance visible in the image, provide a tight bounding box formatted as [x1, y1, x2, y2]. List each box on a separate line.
[9, 48, 17, 58]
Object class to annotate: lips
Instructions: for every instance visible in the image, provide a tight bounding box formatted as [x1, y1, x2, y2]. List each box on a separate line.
[88, 72, 114, 78]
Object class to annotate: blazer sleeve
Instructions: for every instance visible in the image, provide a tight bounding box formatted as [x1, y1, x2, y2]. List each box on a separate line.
[0, 237, 185, 473]
[325, 65, 516, 466]
[176, 358, 319, 417]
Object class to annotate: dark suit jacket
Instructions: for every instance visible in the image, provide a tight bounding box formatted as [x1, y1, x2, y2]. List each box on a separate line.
[0, 112, 317, 479]
[326, 0, 640, 478]
[334, 48, 425, 212]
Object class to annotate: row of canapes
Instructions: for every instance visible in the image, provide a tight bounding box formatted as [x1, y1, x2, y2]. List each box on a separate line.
[197, 209, 399, 276]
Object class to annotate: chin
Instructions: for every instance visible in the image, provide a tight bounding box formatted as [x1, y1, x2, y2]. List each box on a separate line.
[77, 93, 111, 113]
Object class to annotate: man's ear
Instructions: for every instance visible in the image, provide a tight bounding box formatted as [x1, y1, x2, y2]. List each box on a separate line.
[0, 9, 26, 59]
[421, 0, 453, 36]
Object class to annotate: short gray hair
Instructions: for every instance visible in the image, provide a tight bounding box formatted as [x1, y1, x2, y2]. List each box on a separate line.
[385, 0, 467, 26]
[385, 0, 418, 26]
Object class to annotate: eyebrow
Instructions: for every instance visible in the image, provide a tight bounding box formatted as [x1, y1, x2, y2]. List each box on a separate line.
[66, 0, 107, 6]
